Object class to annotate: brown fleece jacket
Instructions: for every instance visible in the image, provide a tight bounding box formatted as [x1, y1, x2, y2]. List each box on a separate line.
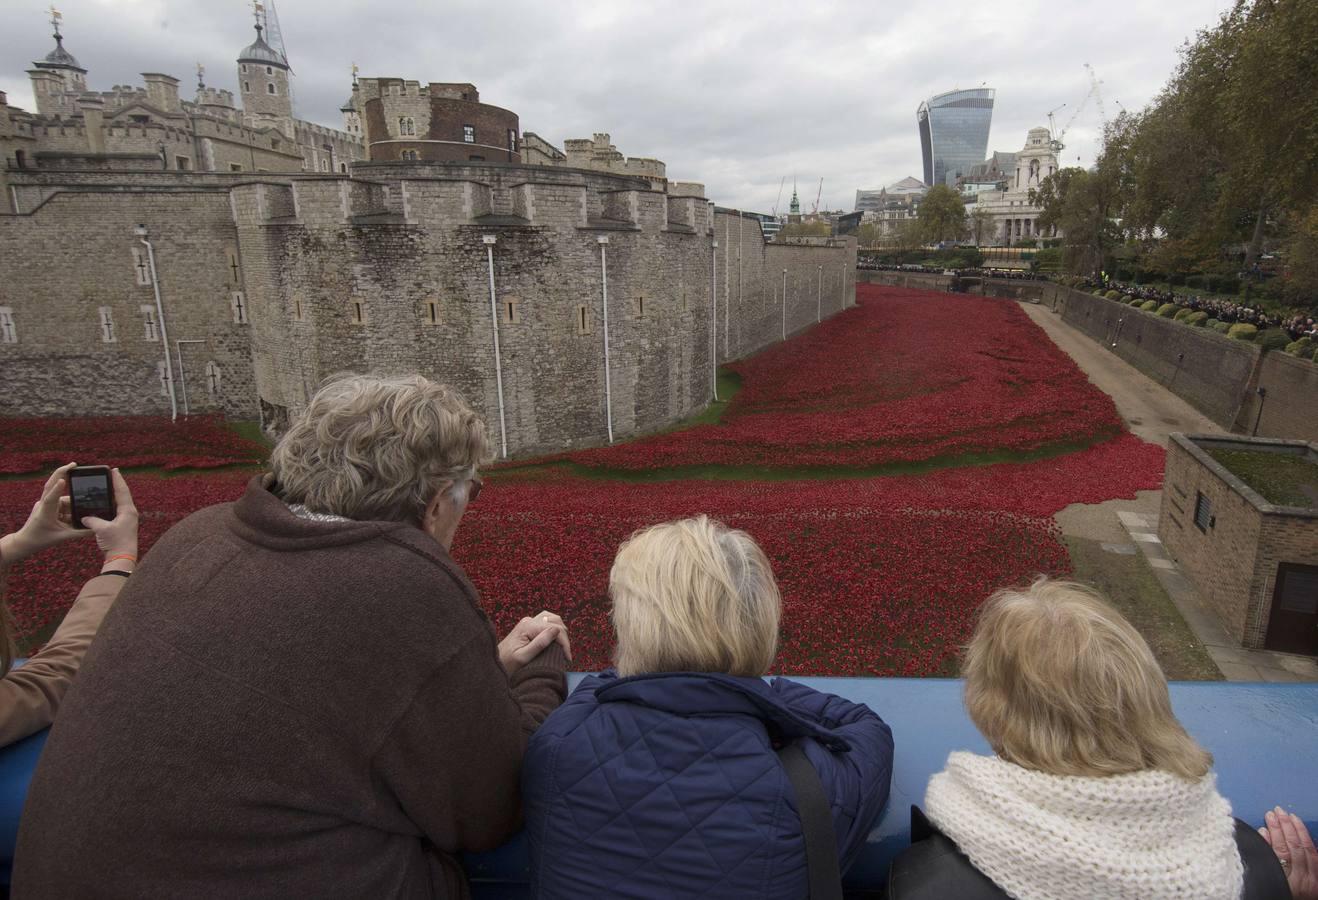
[13, 476, 567, 899]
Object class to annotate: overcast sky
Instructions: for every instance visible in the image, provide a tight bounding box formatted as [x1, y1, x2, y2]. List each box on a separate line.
[3, 0, 1235, 212]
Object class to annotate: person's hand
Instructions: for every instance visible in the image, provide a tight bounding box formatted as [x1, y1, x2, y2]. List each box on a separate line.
[497, 611, 571, 675]
[0, 463, 90, 567]
[81, 469, 139, 570]
[1260, 807, 1318, 900]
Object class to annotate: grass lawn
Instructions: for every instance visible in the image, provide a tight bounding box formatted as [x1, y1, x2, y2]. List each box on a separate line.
[1064, 536, 1222, 680]
[1207, 449, 1318, 508]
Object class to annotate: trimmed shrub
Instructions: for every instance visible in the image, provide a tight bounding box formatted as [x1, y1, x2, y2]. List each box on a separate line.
[1212, 321, 1231, 334]
[1227, 323, 1258, 341]
[1140, 300, 1159, 312]
[1312, 346, 1318, 363]
[1258, 328, 1292, 352]
[1173, 307, 1195, 322]
[1105, 290, 1123, 300]
[1285, 337, 1313, 355]
[1129, 297, 1145, 307]
[1185, 311, 1209, 326]
[1206, 318, 1220, 328]
[1093, 289, 1107, 296]
[1156, 303, 1180, 318]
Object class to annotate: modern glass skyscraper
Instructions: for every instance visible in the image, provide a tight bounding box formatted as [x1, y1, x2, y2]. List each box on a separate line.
[917, 88, 995, 188]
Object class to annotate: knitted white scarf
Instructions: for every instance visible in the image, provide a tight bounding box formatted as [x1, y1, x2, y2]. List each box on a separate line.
[924, 752, 1243, 900]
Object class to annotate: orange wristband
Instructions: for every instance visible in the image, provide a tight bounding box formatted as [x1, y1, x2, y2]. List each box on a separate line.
[104, 553, 137, 564]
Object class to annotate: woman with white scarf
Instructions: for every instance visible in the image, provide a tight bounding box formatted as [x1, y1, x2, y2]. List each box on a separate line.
[892, 578, 1290, 900]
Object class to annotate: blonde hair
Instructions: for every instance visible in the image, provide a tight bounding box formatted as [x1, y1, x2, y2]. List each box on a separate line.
[963, 577, 1212, 780]
[270, 374, 492, 523]
[611, 516, 779, 677]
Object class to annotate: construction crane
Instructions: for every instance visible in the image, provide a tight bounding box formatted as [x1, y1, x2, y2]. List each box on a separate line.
[1046, 64, 1105, 155]
[812, 177, 823, 215]
[771, 175, 786, 218]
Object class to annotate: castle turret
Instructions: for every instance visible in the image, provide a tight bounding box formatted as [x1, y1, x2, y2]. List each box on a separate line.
[29, 8, 87, 116]
[237, 10, 292, 129]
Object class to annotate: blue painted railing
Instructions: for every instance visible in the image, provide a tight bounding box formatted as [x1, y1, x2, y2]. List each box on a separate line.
[0, 677, 1314, 894]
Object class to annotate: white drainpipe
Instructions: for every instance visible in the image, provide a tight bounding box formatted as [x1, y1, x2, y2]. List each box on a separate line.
[781, 268, 787, 340]
[598, 236, 613, 444]
[483, 235, 508, 459]
[711, 239, 719, 401]
[136, 225, 177, 421]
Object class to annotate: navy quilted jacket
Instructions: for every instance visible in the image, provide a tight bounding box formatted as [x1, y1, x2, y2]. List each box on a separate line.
[523, 670, 894, 900]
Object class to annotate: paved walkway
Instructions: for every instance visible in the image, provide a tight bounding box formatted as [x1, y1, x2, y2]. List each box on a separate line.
[1019, 301, 1318, 682]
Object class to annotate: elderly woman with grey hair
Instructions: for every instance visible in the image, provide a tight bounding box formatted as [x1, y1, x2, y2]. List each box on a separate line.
[15, 374, 571, 900]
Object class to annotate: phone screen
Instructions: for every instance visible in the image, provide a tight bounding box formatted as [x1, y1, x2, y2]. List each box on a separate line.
[69, 471, 114, 526]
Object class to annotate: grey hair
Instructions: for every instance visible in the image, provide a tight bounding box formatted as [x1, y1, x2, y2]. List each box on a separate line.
[270, 373, 492, 523]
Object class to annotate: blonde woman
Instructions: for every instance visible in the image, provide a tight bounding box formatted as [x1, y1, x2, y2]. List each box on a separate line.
[523, 516, 894, 900]
[890, 578, 1287, 900]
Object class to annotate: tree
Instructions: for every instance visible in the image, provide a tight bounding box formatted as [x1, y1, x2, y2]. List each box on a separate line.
[969, 206, 994, 246]
[917, 184, 969, 244]
[854, 222, 882, 247]
[1031, 164, 1123, 276]
[778, 221, 832, 240]
[892, 219, 924, 262]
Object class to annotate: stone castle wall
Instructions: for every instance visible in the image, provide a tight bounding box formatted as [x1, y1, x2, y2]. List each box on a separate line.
[0, 185, 256, 418]
[1, 163, 855, 458]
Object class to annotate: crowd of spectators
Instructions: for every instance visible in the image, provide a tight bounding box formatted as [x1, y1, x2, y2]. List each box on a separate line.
[1, 374, 1314, 899]
[1082, 276, 1316, 342]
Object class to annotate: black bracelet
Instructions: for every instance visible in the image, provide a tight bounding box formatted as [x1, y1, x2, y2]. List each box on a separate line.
[99, 570, 132, 578]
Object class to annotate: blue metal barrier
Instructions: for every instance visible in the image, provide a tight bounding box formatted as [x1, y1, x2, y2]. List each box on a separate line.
[0, 677, 1313, 893]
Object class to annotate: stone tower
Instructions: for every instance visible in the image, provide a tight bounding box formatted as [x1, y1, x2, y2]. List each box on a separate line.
[27, 9, 87, 117]
[237, 8, 293, 133]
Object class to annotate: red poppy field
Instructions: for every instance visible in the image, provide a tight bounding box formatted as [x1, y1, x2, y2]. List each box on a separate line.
[0, 285, 1166, 674]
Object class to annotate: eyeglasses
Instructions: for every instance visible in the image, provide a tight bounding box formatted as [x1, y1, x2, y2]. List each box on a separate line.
[467, 478, 483, 504]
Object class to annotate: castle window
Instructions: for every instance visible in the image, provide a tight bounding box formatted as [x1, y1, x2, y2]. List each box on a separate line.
[226, 248, 242, 284]
[265, 66, 273, 76]
[468, 155, 485, 162]
[0, 308, 15, 344]
[351, 300, 366, 324]
[267, 83, 276, 95]
[175, 156, 190, 170]
[503, 296, 521, 324]
[129, 115, 149, 125]
[339, 162, 347, 173]
[424, 299, 440, 325]
[98, 307, 116, 343]
[635, 295, 645, 318]
[576, 305, 592, 335]
[241, 64, 248, 74]
[399, 117, 415, 136]
[157, 361, 170, 397]
[132, 247, 152, 286]
[463, 125, 475, 143]
[401, 150, 418, 161]
[140, 305, 159, 341]
[205, 362, 222, 397]
[320, 158, 329, 172]
[230, 163, 243, 172]
[244, 82, 251, 93]
[271, 138, 280, 150]
[231, 291, 248, 325]
[508, 129, 517, 151]
[1194, 492, 1214, 532]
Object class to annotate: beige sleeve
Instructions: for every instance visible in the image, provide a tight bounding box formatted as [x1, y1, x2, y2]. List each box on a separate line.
[0, 574, 123, 747]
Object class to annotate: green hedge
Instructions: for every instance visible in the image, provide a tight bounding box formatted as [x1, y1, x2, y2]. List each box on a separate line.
[1285, 337, 1313, 356]
[1140, 300, 1160, 312]
[1257, 328, 1292, 352]
[1105, 290, 1124, 300]
[1173, 307, 1194, 322]
[1227, 323, 1258, 341]
[1212, 321, 1231, 333]
[1185, 311, 1209, 327]
[1129, 297, 1145, 307]
[1157, 303, 1180, 318]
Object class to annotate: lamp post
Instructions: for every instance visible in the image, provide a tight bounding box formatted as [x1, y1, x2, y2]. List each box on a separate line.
[711, 239, 719, 401]
[598, 235, 613, 444]
[135, 224, 177, 421]
[483, 234, 508, 459]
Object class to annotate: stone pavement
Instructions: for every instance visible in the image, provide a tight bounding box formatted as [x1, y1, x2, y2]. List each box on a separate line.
[1116, 512, 1318, 682]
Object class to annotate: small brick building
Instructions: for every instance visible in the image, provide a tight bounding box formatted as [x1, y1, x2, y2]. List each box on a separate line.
[1160, 435, 1318, 654]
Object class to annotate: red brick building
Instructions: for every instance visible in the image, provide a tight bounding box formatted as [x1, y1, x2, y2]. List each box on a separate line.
[353, 78, 520, 164]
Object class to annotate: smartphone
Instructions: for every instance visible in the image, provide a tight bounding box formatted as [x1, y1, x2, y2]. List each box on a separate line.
[68, 465, 115, 528]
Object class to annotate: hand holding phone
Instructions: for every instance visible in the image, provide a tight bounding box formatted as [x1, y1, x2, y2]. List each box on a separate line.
[69, 466, 116, 529]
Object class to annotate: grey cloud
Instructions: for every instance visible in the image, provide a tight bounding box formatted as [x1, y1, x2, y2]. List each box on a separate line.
[3, 0, 1234, 212]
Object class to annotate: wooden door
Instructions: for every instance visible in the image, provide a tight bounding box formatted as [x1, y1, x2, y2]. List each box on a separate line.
[1265, 563, 1318, 655]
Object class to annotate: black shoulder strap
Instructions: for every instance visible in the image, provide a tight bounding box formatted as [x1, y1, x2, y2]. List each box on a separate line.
[778, 740, 844, 900]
